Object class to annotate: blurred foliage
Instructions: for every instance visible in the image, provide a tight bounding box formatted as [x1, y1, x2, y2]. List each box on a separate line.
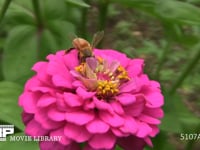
[0, 0, 200, 149]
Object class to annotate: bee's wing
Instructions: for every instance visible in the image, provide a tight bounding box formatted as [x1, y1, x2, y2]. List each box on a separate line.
[91, 31, 104, 48]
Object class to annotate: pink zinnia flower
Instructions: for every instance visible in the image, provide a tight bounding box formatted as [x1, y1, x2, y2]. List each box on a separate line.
[19, 49, 164, 150]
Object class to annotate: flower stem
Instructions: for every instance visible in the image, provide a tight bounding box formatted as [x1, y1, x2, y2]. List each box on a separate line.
[155, 42, 171, 80]
[97, 0, 109, 47]
[32, 0, 43, 28]
[32, 0, 44, 60]
[98, 0, 109, 30]
[79, 3, 89, 38]
[169, 45, 200, 95]
[0, 0, 12, 24]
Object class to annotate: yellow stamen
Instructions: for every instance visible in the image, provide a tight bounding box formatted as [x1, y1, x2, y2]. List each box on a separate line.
[75, 63, 86, 75]
[97, 80, 119, 98]
[117, 65, 130, 80]
[96, 56, 104, 64]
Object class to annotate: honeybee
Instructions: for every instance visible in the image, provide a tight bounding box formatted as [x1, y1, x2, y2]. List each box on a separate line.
[72, 31, 104, 62]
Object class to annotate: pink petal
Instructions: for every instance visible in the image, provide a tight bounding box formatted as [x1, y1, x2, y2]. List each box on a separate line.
[64, 49, 79, 70]
[35, 108, 63, 130]
[76, 87, 96, 100]
[31, 86, 54, 94]
[65, 110, 94, 125]
[22, 111, 34, 125]
[137, 74, 150, 86]
[25, 119, 48, 136]
[64, 123, 91, 142]
[19, 92, 38, 113]
[55, 93, 73, 111]
[32, 61, 47, 72]
[111, 128, 128, 137]
[136, 121, 152, 138]
[150, 81, 160, 88]
[119, 79, 137, 93]
[24, 76, 41, 91]
[126, 59, 144, 76]
[93, 97, 114, 114]
[32, 62, 50, 83]
[149, 125, 159, 137]
[139, 114, 161, 124]
[48, 108, 65, 121]
[46, 58, 69, 76]
[50, 128, 71, 145]
[89, 132, 116, 149]
[94, 49, 129, 67]
[144, 137, 153, 147]
[99, 111, 124, 127]
[145, 92, 164, 108]
[116, 93, 136, 105]
[143, 108, 164, 119]
[64, 92, 82, 107]
[124, 97, 145, 117]
[86, 118, 109, 134]
[110, 101, 124, 115]
[52, 74, 73, 89]
[83, 99, 95, 110]
[119, 116, 137, 134]
[72, 80, 84, 88]
[37, 95, 56, 107]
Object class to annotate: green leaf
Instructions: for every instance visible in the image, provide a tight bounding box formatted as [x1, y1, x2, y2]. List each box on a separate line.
[0, 132, 39, 150]
[3, 20, 75, 81]
[0, 81, 24, 130]
[115, 145, 123, 150]
[0, 0, 12, 23]
[111, 0, 157, 15]
[3, 25, 37, 84]
[37, 20, 76, 59]
[41, 0, 68, 21]
[65, 0, 90, 8]
[156, 0, 200, 25]
[45, 20, 76, 50]
[1, 0, 35, 25]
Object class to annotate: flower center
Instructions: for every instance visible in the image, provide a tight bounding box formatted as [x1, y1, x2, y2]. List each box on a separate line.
[96, 80, 119, 99]
[73, 57, 130, 99]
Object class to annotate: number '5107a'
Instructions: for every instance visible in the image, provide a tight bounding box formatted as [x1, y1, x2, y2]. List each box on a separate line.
[180, 133, 200, 140]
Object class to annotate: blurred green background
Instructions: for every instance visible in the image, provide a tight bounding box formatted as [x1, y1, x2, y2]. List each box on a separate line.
[0, 0, 200, 149]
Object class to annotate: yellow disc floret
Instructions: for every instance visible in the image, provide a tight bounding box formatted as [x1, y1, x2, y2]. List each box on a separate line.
[75, 63, 86, 75]
[97, 80, 119, 98]
[74, 57, 130, 100]
[117, 65, 130, 80]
